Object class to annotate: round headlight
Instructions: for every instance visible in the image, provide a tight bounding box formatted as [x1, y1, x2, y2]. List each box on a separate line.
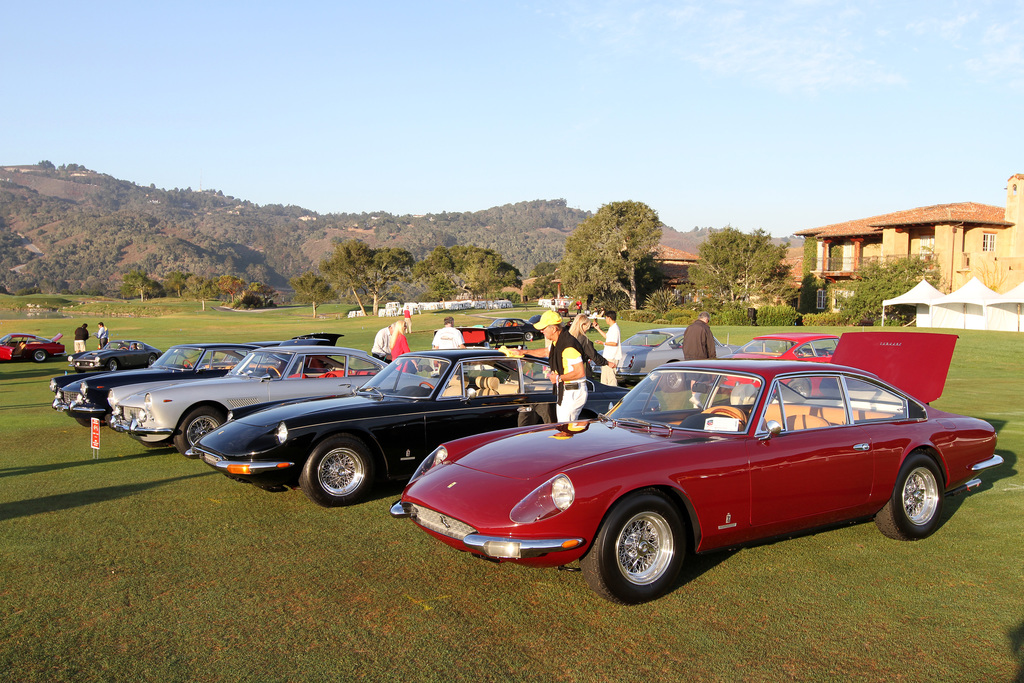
[144, 393, 153, 406]
[550, 475, 575, 511]
[80, 381, 89, 395]
[409, 446, 448, 483]
[49, 379, 57, 392]
[275, 422, 289, 445]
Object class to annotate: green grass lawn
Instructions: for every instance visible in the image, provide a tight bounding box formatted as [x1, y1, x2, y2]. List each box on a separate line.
[1, 306, 1021, 682]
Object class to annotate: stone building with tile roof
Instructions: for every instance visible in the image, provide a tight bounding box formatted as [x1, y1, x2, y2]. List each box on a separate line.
[796, 174, 1024, 294]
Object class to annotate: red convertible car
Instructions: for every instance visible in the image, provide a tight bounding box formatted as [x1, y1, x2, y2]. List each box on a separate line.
[0, 332, 65, 362]
[392, 333, 1002, 604]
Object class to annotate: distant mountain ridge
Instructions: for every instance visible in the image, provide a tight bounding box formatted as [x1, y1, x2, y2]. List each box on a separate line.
[0, 162, 797, 295]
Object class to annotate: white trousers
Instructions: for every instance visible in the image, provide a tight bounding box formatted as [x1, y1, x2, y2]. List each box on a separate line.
[556, 387, 588, 422]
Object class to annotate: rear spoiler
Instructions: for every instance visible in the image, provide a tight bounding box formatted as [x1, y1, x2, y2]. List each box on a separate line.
[831, 332, 957, 404]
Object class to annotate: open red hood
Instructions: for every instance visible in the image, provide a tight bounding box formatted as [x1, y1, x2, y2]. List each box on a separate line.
[831, 331, 957, 404]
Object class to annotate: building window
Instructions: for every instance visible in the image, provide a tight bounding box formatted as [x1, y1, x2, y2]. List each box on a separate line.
[983, 233, 996, 252]
[816, 289, 827, 310]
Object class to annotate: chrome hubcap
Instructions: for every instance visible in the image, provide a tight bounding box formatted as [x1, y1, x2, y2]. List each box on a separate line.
[615, 511, 674, 585]
[319, 448, 364, 496]
[186, 416, 220, 445]
[903, 466, 939, 525]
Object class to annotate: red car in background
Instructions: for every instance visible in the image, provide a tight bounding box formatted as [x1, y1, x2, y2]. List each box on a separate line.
[0, 332, 65, 362]
[731, 332, 839, 362]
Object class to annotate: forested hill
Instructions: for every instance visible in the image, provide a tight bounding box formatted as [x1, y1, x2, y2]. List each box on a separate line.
[0, 163, 593, 295]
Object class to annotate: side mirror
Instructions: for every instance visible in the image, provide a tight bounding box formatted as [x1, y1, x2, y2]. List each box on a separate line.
[760, 420, 783, 440]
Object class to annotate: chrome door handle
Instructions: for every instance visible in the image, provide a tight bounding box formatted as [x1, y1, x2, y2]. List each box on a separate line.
[853, 443, 870, 451]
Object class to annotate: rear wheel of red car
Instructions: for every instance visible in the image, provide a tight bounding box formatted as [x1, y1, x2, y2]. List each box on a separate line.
[173, 406, 226, 456]
[32, 349, 48, 362]
[875, 451, 944, 541]
[580, 490, 685, 604]
[299, 435, 375, 507]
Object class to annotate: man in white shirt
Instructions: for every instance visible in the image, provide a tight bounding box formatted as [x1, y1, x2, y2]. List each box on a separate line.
[371, 325, 392, 361]
[595, 310, 621, 386]
[431, 317, 466, 349]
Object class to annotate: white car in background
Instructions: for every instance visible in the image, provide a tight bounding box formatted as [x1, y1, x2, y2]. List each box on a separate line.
[108, 345, 384, 455]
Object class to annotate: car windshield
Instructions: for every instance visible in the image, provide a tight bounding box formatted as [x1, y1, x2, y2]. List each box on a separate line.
[151, 346, 205, 370]
[360, 355, 452, 397]
[607, 367, 762, 433]
[228, 350, 294, 378]
[623, 332, 673, 347]
[738, 338, 796, 355]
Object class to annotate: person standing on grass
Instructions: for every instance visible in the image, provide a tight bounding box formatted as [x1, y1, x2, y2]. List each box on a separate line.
[594, 309, 621, 386]
[73, 323, 89, 353]
[432, 317, 465, 349]
[96, 322, 109, 349]
[515, 311, 587, 422]
[682, 311, 716, 360]
[371, 324, 392, 362]
[389, 320, 411, 359]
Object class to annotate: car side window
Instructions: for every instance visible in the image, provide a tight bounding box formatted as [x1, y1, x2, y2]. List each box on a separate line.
[844, 377, 909, 422]
[793, 343, 814, 358]
[762, 376, 848, 431]
[521, 359, 552, 395]
[812, 338, 837, 356]
[198, 349, 245, 371]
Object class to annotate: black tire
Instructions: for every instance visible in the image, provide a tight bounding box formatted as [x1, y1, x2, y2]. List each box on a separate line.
[298, 435, 375, 507]
[524, 332, 534, 342]
[107, 358, 119, 371]
[32, 349, 48, 363]
[875, 451, 944, 541]
[580, 490, 685, 604]
[173, 405, 226, 456]
[147, 354, 158, 366]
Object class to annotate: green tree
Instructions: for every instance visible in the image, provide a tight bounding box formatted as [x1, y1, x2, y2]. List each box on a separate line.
[185, 274, 221, 310]
[164, 271, 191, 298]
[450, 246, 520, 299]
[688, 227, 792, 306]
[412, 246, 460, 301]
[320, 239, 414, 315]
[290, 272, 335, 317]
[841, 257, 940, 324]
[559, 201, 663, 309]
[120, 269, 160, 302]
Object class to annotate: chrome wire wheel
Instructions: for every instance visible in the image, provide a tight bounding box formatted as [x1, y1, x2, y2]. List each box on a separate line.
[185, 415, 219, 446]
[614, 511, 675, 585]
[902, 466, 940, 526]
[318, 448, 366, 497]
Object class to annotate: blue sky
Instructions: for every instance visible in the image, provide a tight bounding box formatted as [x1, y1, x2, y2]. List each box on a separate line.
[4, 1, 1022, 237]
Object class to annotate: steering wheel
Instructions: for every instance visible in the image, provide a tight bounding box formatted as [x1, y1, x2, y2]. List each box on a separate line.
[266, 366, 282, 378]
[705, 405, 747, 426]
[182, 361, 193, 369]
[419, 381, 435, 390]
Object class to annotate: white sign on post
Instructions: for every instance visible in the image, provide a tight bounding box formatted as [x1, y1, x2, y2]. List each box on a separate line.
[90, 417, 101, 458]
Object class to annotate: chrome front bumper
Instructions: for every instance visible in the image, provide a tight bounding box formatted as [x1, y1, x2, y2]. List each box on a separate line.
[108, 414, 173, 437]
[191, 446, 295, 473]
[390, 500, 584, 560]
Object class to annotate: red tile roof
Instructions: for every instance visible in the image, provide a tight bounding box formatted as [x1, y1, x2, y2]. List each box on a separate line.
[653, 245, 699, 261]
[796, 202, 1010, 238]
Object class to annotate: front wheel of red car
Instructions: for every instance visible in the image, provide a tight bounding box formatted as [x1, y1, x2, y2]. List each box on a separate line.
[299, 435, 375, 507]
[875, 451, 944, 541]
[580, 490, 685, 605]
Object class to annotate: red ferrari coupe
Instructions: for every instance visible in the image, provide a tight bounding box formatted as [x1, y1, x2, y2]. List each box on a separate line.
[731, 332, 839, 362]
[0, 332, 65, 362]
[392, 333, 1002, 604]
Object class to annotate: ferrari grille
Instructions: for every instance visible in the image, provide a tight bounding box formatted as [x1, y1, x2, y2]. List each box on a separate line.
[410, 504, 476, 540]
[125, 406, 145, 421]
[62, 391, 81, 403]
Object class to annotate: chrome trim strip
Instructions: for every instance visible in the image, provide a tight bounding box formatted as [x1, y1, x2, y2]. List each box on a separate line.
[462, 533, 585, 559]
[946, 478, 982, 497]
[210, 459, 295, 473]
[971, 455, 1004, 472]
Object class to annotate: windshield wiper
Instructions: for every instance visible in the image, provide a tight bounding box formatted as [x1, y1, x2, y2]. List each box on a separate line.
[610, 416, 674, 433]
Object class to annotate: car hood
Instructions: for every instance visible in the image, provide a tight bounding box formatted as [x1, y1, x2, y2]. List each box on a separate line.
[447, 419, 713, 481]
[233, 393, 382, 427]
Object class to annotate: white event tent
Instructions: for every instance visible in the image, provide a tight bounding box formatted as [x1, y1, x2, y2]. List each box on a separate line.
[880, 279, 945, 327]
[930, 277, 1001, 330]
[986, 280, 1024, 332]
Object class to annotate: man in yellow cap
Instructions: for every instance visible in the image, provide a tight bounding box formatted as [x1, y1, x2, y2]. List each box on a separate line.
[518, 310, 588, 422]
